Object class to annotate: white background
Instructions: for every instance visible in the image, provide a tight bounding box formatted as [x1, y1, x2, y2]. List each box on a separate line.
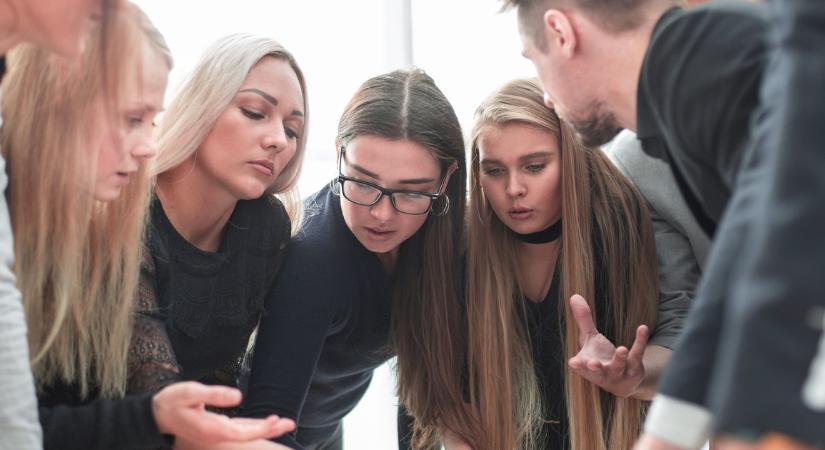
[132, 1, 534, 448]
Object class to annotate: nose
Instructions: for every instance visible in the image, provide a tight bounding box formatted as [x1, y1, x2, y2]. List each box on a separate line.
[131, 135, 158, 160]
[506, 173, 526, 198]
[262, 123, 289, 153]
[543, 92, 554, 110]
[369, 194, 396, 222]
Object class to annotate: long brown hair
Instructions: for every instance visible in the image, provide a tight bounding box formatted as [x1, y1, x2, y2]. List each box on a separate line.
[456, 78, 658, 449]
[2, 5, 165, 399]
[336, 69, 472, 449]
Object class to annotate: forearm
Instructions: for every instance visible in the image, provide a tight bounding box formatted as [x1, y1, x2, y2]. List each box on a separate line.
[632, 345, 673, 400]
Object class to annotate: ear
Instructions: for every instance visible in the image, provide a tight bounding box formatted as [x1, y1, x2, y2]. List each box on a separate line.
[335, 139, 343, 164]
[544, 9, 578, 58]
[440, 160, 459, 193]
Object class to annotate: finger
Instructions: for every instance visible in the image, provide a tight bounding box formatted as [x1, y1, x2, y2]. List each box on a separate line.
[605, 346, 628, 381]
[569, 356, 585, 370]
[627, 325, 649, 367]
[228, 416, 296, 436]
[569, 294, 599, 341]
[162, 382, 243, 409]
[586, 358, 603, 373]
[203, 415, 286, 442]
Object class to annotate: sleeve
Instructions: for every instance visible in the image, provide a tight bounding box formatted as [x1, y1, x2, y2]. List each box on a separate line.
[39, 393, 170, 450]
[240, 239, 340, 449]
[127, 252, 182, 394]
[647, 207, 702, 349]
[642, 5, 765, 221]
[645, 123, 767, 449]
[708, 1, 825, 443]
[0, 153, 44, 450]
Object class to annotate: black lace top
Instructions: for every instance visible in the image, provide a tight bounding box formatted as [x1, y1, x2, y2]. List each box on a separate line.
[127, 195, 291, 396]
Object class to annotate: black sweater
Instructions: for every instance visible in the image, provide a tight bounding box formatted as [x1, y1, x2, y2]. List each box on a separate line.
[242, 184, 394, 449]
[36, 195, 291, 450]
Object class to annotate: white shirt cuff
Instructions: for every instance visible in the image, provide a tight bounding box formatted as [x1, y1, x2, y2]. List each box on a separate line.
[644, 394, 713, 450]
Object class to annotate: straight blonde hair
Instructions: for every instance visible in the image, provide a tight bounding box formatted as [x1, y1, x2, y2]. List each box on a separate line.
[153, 34, 309, 230]
[455, 79, 658, 449]
[2, 4, 169, 399]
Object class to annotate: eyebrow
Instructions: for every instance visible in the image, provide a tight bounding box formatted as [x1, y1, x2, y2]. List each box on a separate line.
[349, 162, 436, 186]
[481, 150, 555, 165]
[239, 88, 304, 118]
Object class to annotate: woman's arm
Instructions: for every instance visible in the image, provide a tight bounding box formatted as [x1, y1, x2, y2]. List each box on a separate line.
[240, 240, 339, 448]
[39, 382, 293, 450]
[127, 255, 183, 394]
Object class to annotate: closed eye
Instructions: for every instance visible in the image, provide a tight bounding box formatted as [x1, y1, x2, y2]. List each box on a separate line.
[525, 163, 546, 173]
[482, 167, 505, 177]
[240, 107, 265, 120]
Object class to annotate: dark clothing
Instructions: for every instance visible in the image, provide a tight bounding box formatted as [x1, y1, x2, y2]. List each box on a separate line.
[642, 1, 825, 445]
[34, 195, 291, 450]
[242, 185, 394, 449]
[524, 262, 611, 450]
[705, 0, 825, 444]
[37, 385, 169, 450]
[639, 0, 769, 406]
[523, 269, 568, 450]
[636, 3, 768, 237]
[127, 195, 291, 395]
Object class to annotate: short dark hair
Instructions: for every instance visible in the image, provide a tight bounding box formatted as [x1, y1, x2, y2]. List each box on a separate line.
[502, 0, 657, 48]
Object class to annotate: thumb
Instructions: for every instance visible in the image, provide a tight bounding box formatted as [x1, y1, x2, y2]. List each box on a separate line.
[569, 294, 599, 340]
[165, 382, 243, 409]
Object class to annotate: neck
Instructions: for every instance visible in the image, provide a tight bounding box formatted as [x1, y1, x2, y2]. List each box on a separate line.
[156, 159, 238, 252]
[376, 248, 399, 274]
[601, 2, 676, 131]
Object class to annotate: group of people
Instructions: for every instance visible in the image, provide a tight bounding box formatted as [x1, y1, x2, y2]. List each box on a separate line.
[0, 1, 822, 450]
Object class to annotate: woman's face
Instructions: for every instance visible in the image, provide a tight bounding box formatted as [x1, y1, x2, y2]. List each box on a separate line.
[194, 57, 304, 200]
[93, 44, 169, 202]
[22, 0, 110, 57]
[339, 135, 446, 257]
[477, 122, 562, 234]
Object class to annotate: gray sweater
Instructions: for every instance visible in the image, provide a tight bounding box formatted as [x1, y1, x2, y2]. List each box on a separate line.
[0, 147, 43, 449]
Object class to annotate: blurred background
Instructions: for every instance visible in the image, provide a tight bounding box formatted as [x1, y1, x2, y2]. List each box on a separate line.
[132, 1, 534, 447]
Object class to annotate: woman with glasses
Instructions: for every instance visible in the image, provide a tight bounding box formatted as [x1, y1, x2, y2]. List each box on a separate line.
[241, 68, 466, 450]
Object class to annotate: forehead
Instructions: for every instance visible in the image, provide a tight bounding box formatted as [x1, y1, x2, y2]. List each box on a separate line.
[478, 122, 559, 160]
[345, 136, 441, 178]
[240, 57, 304, 107]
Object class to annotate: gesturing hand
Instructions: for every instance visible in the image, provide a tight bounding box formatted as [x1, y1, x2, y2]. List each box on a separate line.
[152, 382, 296, 445]
[567, 294, 650, 398]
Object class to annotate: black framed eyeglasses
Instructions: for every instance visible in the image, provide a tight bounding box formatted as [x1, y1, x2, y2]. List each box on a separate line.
[336, 146, 445, 216]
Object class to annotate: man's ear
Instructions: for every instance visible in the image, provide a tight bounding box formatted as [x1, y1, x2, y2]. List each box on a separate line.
[544, 9, 578, 58]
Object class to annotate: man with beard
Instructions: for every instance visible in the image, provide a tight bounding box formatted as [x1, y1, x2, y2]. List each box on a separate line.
[501, 0, 825, 449]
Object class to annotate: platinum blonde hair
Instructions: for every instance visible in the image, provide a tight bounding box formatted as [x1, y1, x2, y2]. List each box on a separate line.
[153, 34, 308, 229]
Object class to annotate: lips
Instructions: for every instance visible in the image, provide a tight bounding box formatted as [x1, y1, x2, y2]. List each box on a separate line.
[249, 160, 274, 177]
[508, 206, 534, 221]
[364, 226, 396, 242]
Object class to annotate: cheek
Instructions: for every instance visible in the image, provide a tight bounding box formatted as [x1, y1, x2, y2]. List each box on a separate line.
[397, 214, 428, 239]
[480, 178, 507, 212]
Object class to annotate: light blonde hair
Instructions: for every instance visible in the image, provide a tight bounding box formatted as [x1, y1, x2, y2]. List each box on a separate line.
[153, 34, 309, 230]
[452, 78, 658, 449]
[2, 4, 170, 399]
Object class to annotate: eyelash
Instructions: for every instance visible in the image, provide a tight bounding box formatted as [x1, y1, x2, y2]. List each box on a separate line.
[482, 163, 546, 177]
[240, 107, 265, 120]
[241, 107, 300, 140]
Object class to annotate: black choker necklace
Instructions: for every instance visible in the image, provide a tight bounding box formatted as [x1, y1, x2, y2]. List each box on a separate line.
[513, 220, 562, 244]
